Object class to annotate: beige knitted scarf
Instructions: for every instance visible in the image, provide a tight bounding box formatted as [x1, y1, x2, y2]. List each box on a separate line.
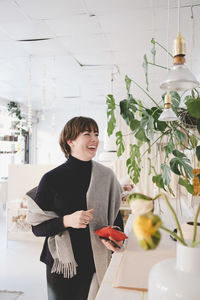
[26, 195, 78, 278]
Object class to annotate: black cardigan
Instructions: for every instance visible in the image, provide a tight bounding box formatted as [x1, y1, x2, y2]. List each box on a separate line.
[32, 155, 123, 275]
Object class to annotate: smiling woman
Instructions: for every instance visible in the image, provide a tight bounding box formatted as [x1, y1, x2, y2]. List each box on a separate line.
[26, 116, 124, 300]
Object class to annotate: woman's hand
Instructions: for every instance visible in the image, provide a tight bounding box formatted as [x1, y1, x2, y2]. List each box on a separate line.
[63, 209, 94, 229]
[101, 237, 123, 252]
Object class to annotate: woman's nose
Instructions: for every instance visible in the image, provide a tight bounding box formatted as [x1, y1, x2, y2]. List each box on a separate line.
[91, 134, 98, 141]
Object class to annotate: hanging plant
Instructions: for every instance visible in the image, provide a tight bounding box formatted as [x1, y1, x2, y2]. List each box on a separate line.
[7, 101, 22, 120]
[106, 39, 200, 196]
[7, 101, 28, 137]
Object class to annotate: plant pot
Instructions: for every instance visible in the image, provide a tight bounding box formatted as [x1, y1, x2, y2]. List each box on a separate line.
[148, 243, 200, 300]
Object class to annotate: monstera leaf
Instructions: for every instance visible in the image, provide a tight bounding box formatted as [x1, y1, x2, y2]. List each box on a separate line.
[170, 150, 193, 179]
[106, 94, 116, 136]
[185, 97, 200, 119]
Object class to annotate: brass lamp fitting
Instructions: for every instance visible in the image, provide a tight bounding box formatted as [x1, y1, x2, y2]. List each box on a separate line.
[173, 32, 186, 65]
[173, 32, 186, 56]
[164, 93, 172, 109]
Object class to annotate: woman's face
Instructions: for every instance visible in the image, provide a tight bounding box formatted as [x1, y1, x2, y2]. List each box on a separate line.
[68, 130, 99, 161]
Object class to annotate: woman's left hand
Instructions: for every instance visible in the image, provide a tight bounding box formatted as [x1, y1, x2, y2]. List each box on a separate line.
[101, 237, 123, 252]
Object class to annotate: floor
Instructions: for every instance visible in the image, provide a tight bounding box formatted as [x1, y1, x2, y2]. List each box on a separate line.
[0, 202, 48, 300]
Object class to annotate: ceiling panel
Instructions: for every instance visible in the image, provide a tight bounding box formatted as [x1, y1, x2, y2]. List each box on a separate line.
[16, 0, 86, 19]
[59, 34, 109, 52]
[85, 0, 167, 13]
[0, 30, 10, 41]
[72, 51, 114, 65]
[98, 10, 153, 34]
[46, 15, 102, 35]
[0, 20, 55, 40]
[16, 38, 67, 56]
[0, 41, 28, 58]
[0, 1, 28, 22]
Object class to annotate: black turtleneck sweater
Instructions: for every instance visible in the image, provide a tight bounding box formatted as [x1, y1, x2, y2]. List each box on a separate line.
[32, 155, 123, 276]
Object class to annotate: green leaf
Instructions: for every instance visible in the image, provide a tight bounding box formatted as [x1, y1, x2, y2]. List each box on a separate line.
[170, 150, 193, 178]
[172, 149, 187, 158]
[119, 98, 136, 125]
[148, 157, 152, 175]
[196, 146, 200, 161]
[142, 54, 149, 91]
[197, 119, 200, 134]
[178, 177, 194, 195]
[130, 119, 140, 132]
[175, 129, 186, 144]
[148, 107, 167, 132]
[151, 42, 156, 64]
[164, 137, 174, 158]
[152, 174, 165, 190]
[185, 97, 200, 119]
[135, 128, 149, 142]
[140, 110, 154, 139]
[125, 75, 131, 94]
[115, 131, 125, 157]
[126, 144, 141, 184]
[106, 94, 116, 136]
[161, 163, 171, 186]
[189, 134, 198, 149]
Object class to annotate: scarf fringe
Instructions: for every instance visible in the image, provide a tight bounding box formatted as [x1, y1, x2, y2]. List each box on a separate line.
[51, 258, 78, 278]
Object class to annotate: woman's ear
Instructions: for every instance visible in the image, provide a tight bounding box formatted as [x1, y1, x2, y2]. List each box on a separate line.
[67, 140, 73, 147]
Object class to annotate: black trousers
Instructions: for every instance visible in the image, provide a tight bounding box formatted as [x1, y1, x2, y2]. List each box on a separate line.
[46, 265, 94, 300]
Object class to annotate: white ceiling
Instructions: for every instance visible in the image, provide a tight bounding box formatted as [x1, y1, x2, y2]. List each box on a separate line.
[0, 0, 199, 122]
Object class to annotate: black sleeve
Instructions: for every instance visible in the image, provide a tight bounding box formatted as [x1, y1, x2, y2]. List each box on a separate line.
[31, 174, 66, 237]
[32, 217, 65, 237]
[114, 210, 124, 232]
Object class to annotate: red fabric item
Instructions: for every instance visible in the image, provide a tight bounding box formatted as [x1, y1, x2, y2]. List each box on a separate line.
[94, 227, 128, 242]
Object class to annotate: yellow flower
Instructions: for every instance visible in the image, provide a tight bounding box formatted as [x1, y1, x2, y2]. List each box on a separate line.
[133, 213, 162, 250]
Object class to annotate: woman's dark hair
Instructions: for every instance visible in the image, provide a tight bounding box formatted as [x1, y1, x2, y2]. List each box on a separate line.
[59, 116, 99, 158]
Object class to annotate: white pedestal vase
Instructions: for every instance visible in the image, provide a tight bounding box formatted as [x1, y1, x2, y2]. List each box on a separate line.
[148, 242, 200, 300]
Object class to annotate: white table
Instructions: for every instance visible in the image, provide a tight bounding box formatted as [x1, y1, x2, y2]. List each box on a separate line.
[95, 214, 176, 300]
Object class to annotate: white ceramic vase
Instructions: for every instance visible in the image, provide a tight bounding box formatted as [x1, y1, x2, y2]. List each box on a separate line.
[148, 242, 200, 300]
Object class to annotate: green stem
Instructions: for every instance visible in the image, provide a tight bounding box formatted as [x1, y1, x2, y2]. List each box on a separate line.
[141, 131, 168, 157]
[192, 202, 200, 243]
[160, 225, 187, 246]
[191, 241, 200, 248]
[153, 193, 186, 245]
[148, 62, 169, 70]
[154, 41, 173, 58]
[130, 78, 161, 108]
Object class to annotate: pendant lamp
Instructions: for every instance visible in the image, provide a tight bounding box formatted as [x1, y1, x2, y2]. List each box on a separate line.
[160, 1, 199, 91]
[158, 93, 178, 122]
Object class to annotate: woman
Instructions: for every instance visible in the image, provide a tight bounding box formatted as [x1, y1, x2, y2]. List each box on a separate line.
[27, 116, 123, 300]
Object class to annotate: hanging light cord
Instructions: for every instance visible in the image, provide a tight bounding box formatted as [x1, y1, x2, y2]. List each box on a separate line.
[167, 0, 170, 73]
[178, 0, 180, 33]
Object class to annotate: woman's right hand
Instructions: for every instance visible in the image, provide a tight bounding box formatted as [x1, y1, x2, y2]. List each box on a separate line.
[63, 209, 94, 229]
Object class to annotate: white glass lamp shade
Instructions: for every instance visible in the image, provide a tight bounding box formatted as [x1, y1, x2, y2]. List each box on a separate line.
[158, 108, 178, 122]
[160, 64, 200, 91]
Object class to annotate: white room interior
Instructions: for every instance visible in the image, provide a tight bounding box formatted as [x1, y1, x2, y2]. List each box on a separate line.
[0, 0, 200, 299]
